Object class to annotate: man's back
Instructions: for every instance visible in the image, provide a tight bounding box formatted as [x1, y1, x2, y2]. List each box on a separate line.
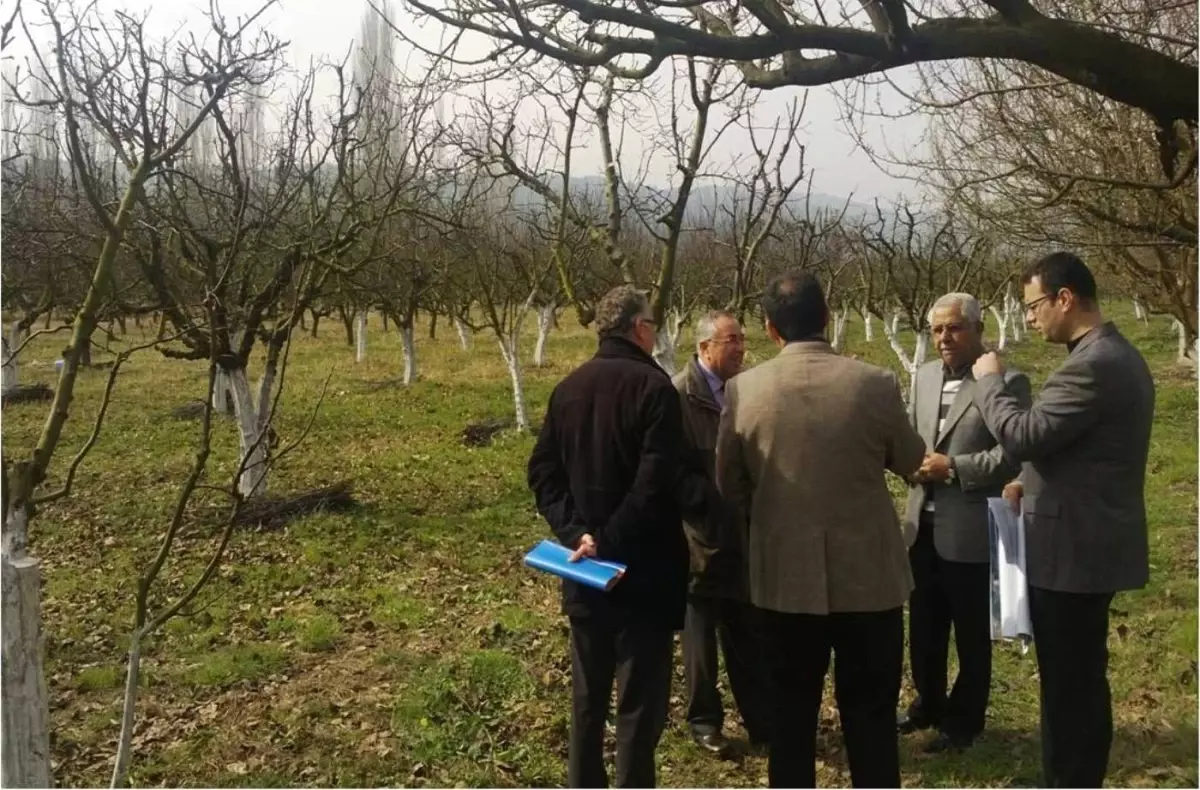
[528, 336, 689, 626]
[1019, 324, 1155, 592]
[715, 341, 925, 615]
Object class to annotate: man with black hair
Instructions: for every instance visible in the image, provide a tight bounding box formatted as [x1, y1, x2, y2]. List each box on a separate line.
[972, 251, 1154, 788]
[714, 270, 926, 788]
[528, 285, 689, 788]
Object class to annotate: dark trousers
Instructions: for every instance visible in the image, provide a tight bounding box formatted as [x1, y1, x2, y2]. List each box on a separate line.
[907, 516, 992, 737]
[1029, 586, 1115, 788]
[683, 594, 773, 742]
[568, 615, 674, 788]
[761, 606, 904, 789]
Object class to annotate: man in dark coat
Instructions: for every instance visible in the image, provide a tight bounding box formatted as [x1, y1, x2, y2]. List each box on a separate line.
[674, 310, 772, 757]
[527, 285, 689, 788]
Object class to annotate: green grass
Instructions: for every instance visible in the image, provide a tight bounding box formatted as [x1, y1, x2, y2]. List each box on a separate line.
[4, 304, 1195, 787]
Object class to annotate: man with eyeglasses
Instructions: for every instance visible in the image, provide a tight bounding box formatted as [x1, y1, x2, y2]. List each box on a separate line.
[674, 310, 772, 759]
[528, 285, 689, 788]
[971, 251, 1155, 788]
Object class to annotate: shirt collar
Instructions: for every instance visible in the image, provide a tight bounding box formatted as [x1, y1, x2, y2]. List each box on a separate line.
[697, 358, 725, 394]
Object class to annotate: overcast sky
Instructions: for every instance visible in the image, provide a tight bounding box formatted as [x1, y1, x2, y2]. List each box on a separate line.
[6, 0, 929, 201]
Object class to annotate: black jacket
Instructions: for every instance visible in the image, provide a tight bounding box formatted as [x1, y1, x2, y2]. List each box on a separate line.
[527, 336, 689, 628]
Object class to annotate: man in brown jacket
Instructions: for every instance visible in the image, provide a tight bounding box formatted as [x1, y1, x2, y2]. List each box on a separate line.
[674, 310, 772, 758]
[716, 271, 925, 788]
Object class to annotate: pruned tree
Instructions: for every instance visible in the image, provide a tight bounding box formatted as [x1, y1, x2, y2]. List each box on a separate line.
[391, 0, 1198, 181]
[861, 0, 1196, 351]
[0, 0, 280, 784]
[853, 202, 989, 397]
[713, 93, 809, 322]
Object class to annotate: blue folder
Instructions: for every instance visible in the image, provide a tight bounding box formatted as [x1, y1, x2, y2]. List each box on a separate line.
[523, 539, 627, 591]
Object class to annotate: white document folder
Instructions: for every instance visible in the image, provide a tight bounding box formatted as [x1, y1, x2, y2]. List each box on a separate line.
[987, 497, 1033, 650]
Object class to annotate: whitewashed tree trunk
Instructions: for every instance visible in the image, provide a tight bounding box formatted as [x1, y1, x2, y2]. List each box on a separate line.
[831, 307, 850, 352]
[227, 368, 269, 497]
[863, 311, 875, 342]
[1134, 299, 1148, 324]
[110, 631, 143, 790]
[211, 368, 233, 415]
[354, 312, 367, 363]
[883, 319, 929, 403]
[3, 321, 23, 394]
[1007, 293, 1023, 342]
[400, 324, 417, 386]
[653, 310, 685, 375]
[889, 312, 901, 337]
[1, 518, 53, 789]
[1173, 319, 1196, 364]
[498, 338, 530, 432]
[255, 366, 276, 435]
[454, 317, 472, 351]
[989, 306, 1011, 351]
[533, 303, 555, 367]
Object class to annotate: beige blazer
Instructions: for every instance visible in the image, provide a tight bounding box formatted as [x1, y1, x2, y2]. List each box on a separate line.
[715, 341, 925, 615]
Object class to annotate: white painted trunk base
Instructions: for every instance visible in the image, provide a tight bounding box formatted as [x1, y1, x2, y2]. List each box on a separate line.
[1134, 299, 1148, 324]
[831, 307, 850, 352]
[1, 542, 53, 789]
[989, 306, 1010, 351]
[212, 368, 233, 415]
[2, 322, 22, 395]
[1007, 292, 1023, 343]
[653, 312, 684, 376]
[400, 325, 417, 386]
[533, 304, 555, 367]
[354, 312, 367, 363]
[883, 320, 929, 403]
[255, 364, 276, 435]
[227, 368, 269, 497]
[498, 338, 530, 432]
[454, 317, 471, 351]
[863, 311, 875, 342]
[1174, 319, 1197, 364]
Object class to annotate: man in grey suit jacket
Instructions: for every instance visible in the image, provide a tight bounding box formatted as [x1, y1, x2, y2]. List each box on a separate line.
[972, 252, 1154, 788]
[900, 293, 1032, 753]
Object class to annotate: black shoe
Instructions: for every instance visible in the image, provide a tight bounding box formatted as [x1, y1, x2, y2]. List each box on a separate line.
[692, 732, 736, 759]
[923, 730, 975, 754]
[897, 709, 940, 734]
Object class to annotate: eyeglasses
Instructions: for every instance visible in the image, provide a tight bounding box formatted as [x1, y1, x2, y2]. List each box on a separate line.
[708, 334, 746, 345]
[1023, 294, 1054, 314]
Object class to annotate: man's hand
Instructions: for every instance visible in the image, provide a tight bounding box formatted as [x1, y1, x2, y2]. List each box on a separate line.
[972, 351, 1004, 379]
[918, 452, 953, 483]
[1003, 480, 1024, 512]
[569, 534, 597, 562]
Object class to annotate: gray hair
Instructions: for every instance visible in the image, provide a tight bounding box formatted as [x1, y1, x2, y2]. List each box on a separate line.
[595, 285, 650, 336]
[695, 310, 738, 351]
[928, 292, 983, 325]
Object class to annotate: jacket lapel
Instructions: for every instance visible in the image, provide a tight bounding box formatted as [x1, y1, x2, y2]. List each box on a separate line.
[936, 374, 975, 448]
[685, 356, 721, 413]
[918, 366, 942, 446]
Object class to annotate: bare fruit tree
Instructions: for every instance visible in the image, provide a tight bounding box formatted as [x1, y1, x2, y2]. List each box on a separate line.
[0, 1, 280, 784]
[866, 0, 1197, 355]
[392, 0, 1197, 167]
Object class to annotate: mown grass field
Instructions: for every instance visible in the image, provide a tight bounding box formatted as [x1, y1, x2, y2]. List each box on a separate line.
[3, 303, 1196, 788]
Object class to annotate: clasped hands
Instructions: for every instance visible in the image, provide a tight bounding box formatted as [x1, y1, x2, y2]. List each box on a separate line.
[910, 452, 953, 485]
